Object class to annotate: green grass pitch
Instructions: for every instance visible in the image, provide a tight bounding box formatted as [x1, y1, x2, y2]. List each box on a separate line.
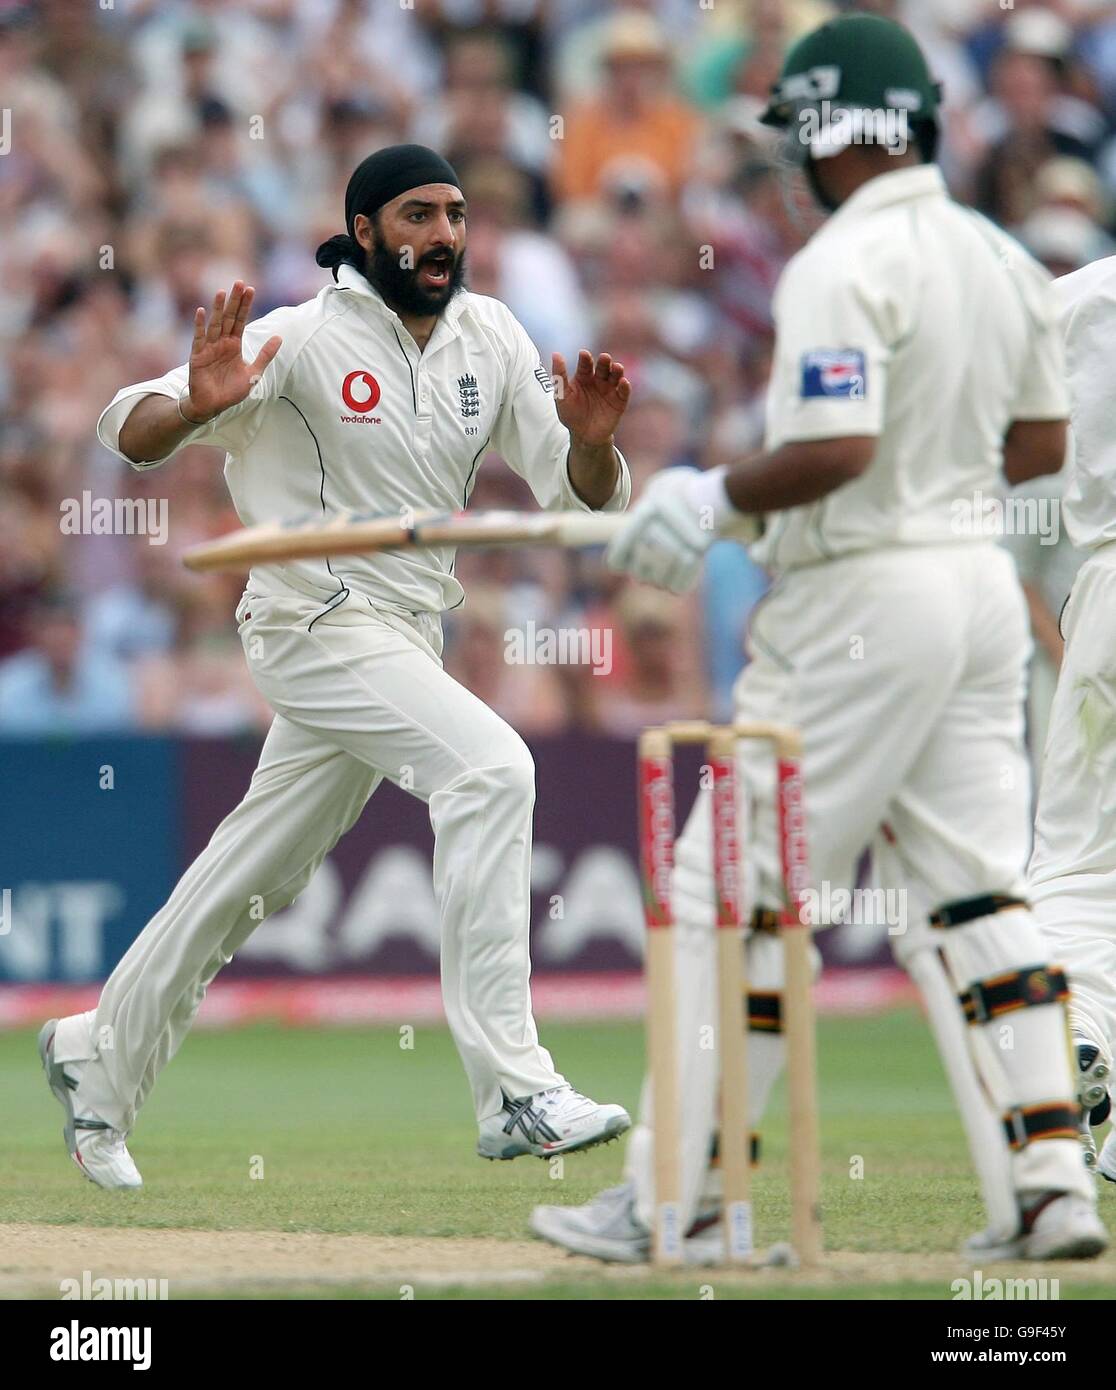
[1, 1008, 1111, 1299]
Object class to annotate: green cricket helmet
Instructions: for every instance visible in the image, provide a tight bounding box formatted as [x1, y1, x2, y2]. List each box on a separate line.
[761, 13, 942, 164]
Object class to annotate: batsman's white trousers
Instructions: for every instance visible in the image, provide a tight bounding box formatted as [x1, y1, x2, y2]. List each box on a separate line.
[625, 543, 1091, 1235]
[53, 589, 564, 1131]
[1029, 540, 1116, 1069]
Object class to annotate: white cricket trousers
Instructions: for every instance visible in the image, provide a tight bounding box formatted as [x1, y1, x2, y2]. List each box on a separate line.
[52, 589, 564, 1131]
[624, 543, 1091, 1235]
[1029, 539, 1116, 1068]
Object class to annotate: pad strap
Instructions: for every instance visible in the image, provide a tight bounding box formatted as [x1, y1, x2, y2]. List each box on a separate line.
[751, 907, 782, 934]
[930, 894, 1027, 929]
[747, 990, 782, 1034]
[959, 965, 1069, 1025]
[1002, 1102, 1079, 1151]
[710, 1132, 761, 1166]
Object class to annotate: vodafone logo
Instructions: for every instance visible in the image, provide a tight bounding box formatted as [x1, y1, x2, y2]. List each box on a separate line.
[341, 370, 381, 414]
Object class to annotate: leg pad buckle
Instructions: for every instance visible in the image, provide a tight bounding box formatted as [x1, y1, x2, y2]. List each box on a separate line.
[959, 965, 1069, 1025]
[1002, 1102, 1079, 1151]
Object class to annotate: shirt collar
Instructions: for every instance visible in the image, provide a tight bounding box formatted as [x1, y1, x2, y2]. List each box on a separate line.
[826, 164, 946, 226]
[334, 262, 466, 335]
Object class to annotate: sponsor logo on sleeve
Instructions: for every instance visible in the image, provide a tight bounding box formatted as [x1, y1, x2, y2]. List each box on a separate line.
[800, 348, 866, 400]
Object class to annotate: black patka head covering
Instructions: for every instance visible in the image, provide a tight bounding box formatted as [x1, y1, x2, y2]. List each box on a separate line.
[315, 144, 462, 279]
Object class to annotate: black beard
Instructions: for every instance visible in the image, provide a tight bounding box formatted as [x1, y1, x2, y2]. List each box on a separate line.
[364, 235, 467, 317]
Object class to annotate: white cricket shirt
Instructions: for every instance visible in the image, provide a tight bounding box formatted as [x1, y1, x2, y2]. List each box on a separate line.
[97, 265, 630, 615]
[753, 165, 1068, 573]
[1051, 255, 1116, 551]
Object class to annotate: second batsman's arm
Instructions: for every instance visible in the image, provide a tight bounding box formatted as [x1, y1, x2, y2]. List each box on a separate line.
[608, 251, 1067, 594]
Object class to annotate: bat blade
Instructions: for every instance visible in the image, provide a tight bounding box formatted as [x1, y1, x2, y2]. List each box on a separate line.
[182, 509, 625, 572]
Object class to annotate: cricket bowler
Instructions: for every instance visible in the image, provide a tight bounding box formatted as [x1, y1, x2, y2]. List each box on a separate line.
[533, 15, 1105, 1263]
[39, 144, 633, 1187]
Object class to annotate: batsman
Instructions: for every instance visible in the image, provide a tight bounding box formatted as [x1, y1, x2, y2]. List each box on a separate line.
[533, 14, 1105, 1263]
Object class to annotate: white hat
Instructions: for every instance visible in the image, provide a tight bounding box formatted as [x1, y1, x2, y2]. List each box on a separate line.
[1020, 207, 1100, 271]
[1034, 156, 1105, 219]
[1005, 8, 1073, 60]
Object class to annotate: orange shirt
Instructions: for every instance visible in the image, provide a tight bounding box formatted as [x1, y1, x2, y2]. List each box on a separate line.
[558, 97, 703, 201]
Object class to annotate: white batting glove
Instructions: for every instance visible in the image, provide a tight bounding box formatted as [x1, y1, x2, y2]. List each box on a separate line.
[606, 466, 755, 594]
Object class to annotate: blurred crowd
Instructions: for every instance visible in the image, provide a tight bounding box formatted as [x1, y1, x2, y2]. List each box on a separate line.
[1, 0, 1113, 740]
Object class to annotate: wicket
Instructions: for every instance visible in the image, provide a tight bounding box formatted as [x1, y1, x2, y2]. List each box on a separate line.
[637, 719, 822, 1268]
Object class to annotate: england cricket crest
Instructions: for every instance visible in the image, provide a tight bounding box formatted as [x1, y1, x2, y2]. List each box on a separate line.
[457, 374, 480, 419]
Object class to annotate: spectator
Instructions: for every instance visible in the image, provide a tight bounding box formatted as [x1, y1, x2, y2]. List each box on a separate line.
[132, 587, 271, 736]
[443, 585, 570, 735]
[1019, 205, 1113, 279]
[697, 152, 816, 348]
[1033, 155, 1110, 227]
[83, 543, 180, 664]
[615, 388, 695, 497]
[556, 10, 704, 206]
[589, 584, 707, 736]
[702, 540, 769, 723]
[970, 9, 1107, 220]
[0, 590, 134, 735]
[455, 157, 591, 358]
[413, 27, 554, 181]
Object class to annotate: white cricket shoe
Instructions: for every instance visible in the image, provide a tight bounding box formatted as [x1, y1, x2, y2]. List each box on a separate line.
[38, 1020, 143, 1190]
[531, 1182, 649, 1262]
[1080, 1116, 1098, 1172]
[1076, 1040, 1112, 1174]
[965, 1192, 1107, 1261]
[477, 1086, 630, 1161]
[1098, 1127, 1116, 1185]
[530, 1181, 722, 1264]
[1076, 1040, 1112, 1119]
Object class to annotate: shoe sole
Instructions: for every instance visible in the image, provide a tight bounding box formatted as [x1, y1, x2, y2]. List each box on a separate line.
[1077, 1044, 1111, 1117]
[967, 1225, 1109, 1261]
[1025, 1230, 1108, 1260]
[478, 1112, 631, 1162]
[528, 1206, 649, 1263]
